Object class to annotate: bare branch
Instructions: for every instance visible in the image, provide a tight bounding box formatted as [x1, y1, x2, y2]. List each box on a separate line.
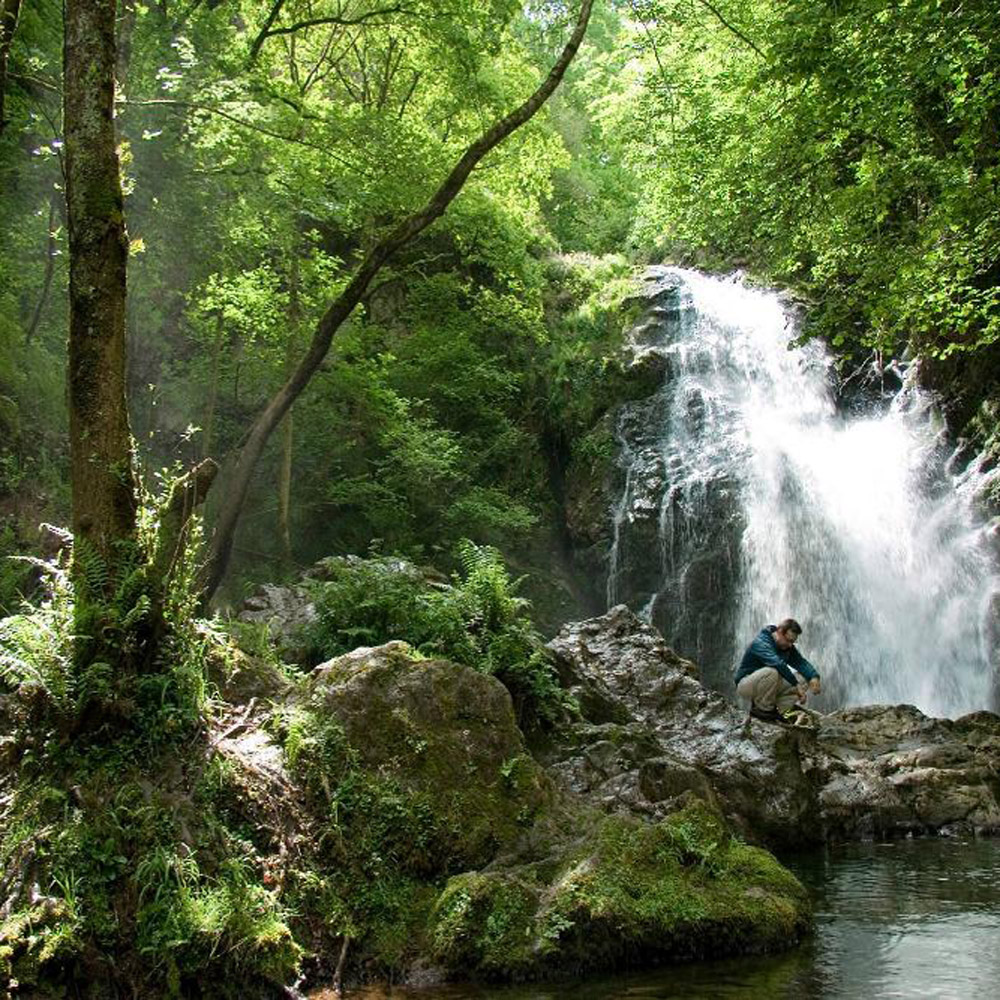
[249, 3, 417, 65]
[248, 0, 288, 65]
[397, 68, 420, 119]
[694, 0, 765, 60]
[25, 196, 60, 345]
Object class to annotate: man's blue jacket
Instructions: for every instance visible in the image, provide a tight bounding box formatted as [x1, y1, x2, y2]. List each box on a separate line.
[734, 626, 819, 688]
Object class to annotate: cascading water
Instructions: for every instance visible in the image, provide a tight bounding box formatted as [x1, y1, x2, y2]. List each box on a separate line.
[606, 267, 999, 717]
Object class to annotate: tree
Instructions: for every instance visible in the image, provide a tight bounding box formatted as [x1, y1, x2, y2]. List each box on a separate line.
[199, 0, 595, 599]
[61, 0, 595, 633]
[64, 0, 138, 594]
[611, 0, 1000, 363]
[0, 0, 22, 136]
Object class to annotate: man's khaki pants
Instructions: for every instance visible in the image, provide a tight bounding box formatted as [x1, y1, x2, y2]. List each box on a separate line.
[736, 667, 801, 712]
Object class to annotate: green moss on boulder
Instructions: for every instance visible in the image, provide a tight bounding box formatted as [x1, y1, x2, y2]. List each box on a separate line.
[304, 642, 554, 872]
[429, 798, 811, 980]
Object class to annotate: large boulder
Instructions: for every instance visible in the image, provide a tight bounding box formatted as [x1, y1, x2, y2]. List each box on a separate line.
[545, 606, 1000, 847]
[304, 641, 554, 872]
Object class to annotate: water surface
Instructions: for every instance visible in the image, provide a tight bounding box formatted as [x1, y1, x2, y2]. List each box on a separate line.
[327, 838, 1000, 999]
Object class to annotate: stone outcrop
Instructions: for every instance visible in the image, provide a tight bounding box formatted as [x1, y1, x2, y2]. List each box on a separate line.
[561, 270, 682, 594]
[544, 606, 1000, 848]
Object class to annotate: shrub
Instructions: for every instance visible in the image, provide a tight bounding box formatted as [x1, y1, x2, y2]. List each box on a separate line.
[309, 543, 572, 727]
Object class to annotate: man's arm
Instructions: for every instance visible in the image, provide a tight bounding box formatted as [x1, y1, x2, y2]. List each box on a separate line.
[789, 647, 820, 682]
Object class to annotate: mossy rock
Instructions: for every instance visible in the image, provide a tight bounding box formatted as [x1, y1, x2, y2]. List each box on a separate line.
[204, 636, 293, 704]
[429, 799, 811, 981]
[304, 643, 555, 872]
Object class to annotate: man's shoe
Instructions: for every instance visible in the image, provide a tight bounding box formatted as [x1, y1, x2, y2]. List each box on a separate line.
[781, 707, 817, 730]
[749, 704, 781, 723]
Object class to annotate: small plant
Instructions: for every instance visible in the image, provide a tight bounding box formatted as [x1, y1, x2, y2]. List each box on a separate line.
[0, 557, 73, 713]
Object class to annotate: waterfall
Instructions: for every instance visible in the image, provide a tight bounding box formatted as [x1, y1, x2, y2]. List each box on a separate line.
[607, 266, 999, 717]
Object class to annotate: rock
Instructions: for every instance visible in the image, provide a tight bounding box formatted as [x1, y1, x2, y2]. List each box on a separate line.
[545, 607, 1000, 847]
[428, 799, 810, 980]
[238, 581, 318, 662]
[306, 641, 552, 871]
[288, 641, 810, 982]
[205, 640, 293, 703]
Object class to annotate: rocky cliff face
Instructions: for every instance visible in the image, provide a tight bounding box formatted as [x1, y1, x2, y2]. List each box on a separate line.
[544, 606, 1000, 848]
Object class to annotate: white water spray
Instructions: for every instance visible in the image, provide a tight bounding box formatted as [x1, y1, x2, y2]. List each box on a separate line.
[608, 267, 998, 717]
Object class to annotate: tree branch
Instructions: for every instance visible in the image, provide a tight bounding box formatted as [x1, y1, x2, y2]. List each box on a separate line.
[0, 0, 24, 136]
[247, 0, 287, 65]
[152, 459, 219, 590]
[25, 195, 59, 345]
[694, 0, 765, 60]
[122, 97, 357, 170]
[200, 0, 595, 601]
[249, 3, 416, 65]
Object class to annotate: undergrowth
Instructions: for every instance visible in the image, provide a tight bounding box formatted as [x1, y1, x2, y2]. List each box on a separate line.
[308, 541, 573, 728]
[269, 708, 442, 973]
[0, 524, 301, 998]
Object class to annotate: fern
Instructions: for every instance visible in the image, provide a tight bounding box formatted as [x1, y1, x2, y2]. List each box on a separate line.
[310, 545, 572, 728]
[0, 581, 73, 709]
[71, 537, 110, 603]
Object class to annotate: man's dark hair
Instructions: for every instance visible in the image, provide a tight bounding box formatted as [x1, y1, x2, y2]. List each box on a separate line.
[777, 618, 802, 636]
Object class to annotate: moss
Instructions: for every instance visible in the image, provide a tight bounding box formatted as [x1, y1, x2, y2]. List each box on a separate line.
[302, 653, 554, 872]
[428, 799, 811, 981]
[0, 900, 82, 996]
[431, 873, 540, 977]
[274, 664, 558, 976]
[0, 600, 302, 999]
[2, 572, 810, 994]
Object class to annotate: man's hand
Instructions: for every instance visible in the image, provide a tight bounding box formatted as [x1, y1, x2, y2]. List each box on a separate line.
[796, 681, 808, 700]
[808, 677, 821, 695]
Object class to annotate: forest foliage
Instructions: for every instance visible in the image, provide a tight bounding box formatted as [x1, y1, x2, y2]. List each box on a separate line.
[3, 1, 998, 615]
[1, 0, 999, 995]
[0, 0, 994, 606]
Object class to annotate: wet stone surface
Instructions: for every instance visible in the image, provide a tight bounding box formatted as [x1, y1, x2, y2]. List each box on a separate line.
[544, 606, 1000, 849]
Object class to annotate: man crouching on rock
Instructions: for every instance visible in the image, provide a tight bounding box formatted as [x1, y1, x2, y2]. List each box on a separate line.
[735, 618, 821, 723]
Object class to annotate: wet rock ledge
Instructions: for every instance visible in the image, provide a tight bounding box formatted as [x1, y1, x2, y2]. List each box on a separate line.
[544, 605, 1000, 848]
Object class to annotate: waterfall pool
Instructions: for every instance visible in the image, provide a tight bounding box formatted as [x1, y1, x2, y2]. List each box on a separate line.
[318, 836, 1000, 1000]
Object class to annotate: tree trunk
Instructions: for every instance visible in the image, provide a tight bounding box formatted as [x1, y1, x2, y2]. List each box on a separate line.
[117, 0, 137, 90]
[24, 195, 59, 345]
[278, 406, 294, 567]
[201, 312, 224, 460]
[0, 0, 22, 137]
[277, 254, 301, 569]
[200, 0, 595, 601]
[64, 0, 139, 594]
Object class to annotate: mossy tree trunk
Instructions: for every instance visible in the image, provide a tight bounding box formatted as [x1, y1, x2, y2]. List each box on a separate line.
[64, 0, 140, 604]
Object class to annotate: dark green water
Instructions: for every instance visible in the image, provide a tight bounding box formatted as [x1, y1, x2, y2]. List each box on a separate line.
[335, 837, 1000, 1000]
